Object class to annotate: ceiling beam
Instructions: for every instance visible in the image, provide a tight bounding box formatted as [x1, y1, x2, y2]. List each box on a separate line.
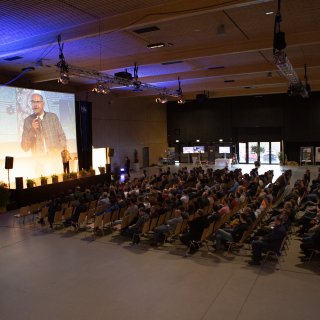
[92, 31, 320, 72]
[0, 0, 273, 59]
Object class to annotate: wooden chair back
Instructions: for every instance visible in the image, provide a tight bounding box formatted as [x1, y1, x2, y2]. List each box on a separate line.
[40, 206, 48, 219]
[149, 217, 158, 231]
[63, 206, 74, 220]
[76, 211, 87, 228]
[93, 215, 103, 230]
[118, 206, 127, 219]
[157, 214, 166, 226]
[140, 220, 151, 234]
[120, 215, 130, 230]
[53, 210, 63, 227]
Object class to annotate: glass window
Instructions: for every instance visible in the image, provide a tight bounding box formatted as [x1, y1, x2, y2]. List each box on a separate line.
[260, 142, 270, 164]
[271, 142, 281, 164]
[238, 143, 246, 163]
[248, 142, 258, 164]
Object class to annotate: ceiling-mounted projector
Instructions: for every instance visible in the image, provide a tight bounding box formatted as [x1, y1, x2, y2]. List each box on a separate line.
[114, 70, 133, 80]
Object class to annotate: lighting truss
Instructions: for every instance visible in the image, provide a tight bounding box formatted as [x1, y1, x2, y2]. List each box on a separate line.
[273, 0, 309, 98]
[56, 35, 183, 99]
[65, 64, 181, 98]
[274, 51, 309, 99]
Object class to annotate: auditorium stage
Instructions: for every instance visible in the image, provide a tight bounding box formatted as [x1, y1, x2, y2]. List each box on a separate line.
[7, 173, 110, 210]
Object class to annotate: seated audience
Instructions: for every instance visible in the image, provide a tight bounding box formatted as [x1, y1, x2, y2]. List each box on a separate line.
[180, 208, 210, 254]
[151, 209, 183, 246]
[214, 211, 251, 251]
[248, 216, 286, 265]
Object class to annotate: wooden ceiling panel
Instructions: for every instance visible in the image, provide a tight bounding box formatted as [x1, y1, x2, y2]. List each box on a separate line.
[0, 0, 319, 98]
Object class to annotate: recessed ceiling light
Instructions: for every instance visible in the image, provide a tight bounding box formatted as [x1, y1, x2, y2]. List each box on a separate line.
[265, 11, 274, 15]
[147, 42, 165, 49]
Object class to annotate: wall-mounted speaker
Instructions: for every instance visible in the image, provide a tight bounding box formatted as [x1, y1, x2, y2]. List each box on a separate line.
[108, 148, 114, 157]
[5, 156, 14, 169]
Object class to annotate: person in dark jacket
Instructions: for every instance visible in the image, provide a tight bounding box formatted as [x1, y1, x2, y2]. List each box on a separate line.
[300, 229, 320, 256]
[248, 215, 286, 265]
[126, 207, 150, 244]
[47, 197, 62, 228]
[180, 208, 210, 254]
[124, 156, 130, 177]
[64, 197, 87, 228]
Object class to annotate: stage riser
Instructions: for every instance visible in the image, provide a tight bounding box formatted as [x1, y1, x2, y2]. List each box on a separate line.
[8, 174, 110, 210]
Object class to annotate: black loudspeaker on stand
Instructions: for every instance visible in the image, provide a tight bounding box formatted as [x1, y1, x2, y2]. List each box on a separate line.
[5, 156, 14, 188]
[5, 156, 13, 169]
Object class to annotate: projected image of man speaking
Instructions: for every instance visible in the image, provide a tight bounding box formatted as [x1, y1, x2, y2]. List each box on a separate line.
[21, 93, 66, 155]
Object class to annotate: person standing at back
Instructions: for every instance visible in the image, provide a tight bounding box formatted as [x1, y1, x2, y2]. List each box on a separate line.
[61, 147, 71, 174]
[124, 156, 131, 178]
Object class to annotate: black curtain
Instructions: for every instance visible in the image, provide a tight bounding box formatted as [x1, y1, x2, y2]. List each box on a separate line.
[76, 101, 92, 171]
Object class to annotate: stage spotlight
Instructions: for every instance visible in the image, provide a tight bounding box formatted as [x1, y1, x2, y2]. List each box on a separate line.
[177, 97, 185, 104]
[176, 77, 185, 104]
[57, 36, 69, 85]
[155, 94, 168, 104]
[58, 71, 69, 84]
[92, 81, 110, 95]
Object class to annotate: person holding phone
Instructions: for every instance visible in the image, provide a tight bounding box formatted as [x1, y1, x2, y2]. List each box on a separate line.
[21, 93, 66, 155]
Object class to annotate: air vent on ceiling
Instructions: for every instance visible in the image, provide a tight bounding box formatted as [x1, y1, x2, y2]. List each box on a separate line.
[224, 79, 235, 83]
[208, 66, 225, 70]
[161, 61, 183, 65]
[4, 56, 23, 61]
[133, 26, 160, 34]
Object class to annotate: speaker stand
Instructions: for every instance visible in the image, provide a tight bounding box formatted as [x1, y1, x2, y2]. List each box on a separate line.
[7, 169, 10, 189]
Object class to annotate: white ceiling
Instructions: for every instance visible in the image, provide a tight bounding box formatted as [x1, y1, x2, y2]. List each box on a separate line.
[1, 0, 320, 99]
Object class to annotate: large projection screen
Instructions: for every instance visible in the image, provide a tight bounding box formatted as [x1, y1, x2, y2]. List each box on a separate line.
[0, 86, 77, 185]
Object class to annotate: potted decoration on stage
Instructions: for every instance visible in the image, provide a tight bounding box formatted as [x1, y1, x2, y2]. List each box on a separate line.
[40, 176, 48, 186]
[79, 168, 87, 178]
[98, 166, 105, 174]
[51, 174, 59, 183]
[26, 178, 35, 188]
[89, 167, 95, 176]
[63, 172, 70, 181]
[69, 172, 78, 179]
[133, 149, 140, 172]
[0, 181, 10, 213]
